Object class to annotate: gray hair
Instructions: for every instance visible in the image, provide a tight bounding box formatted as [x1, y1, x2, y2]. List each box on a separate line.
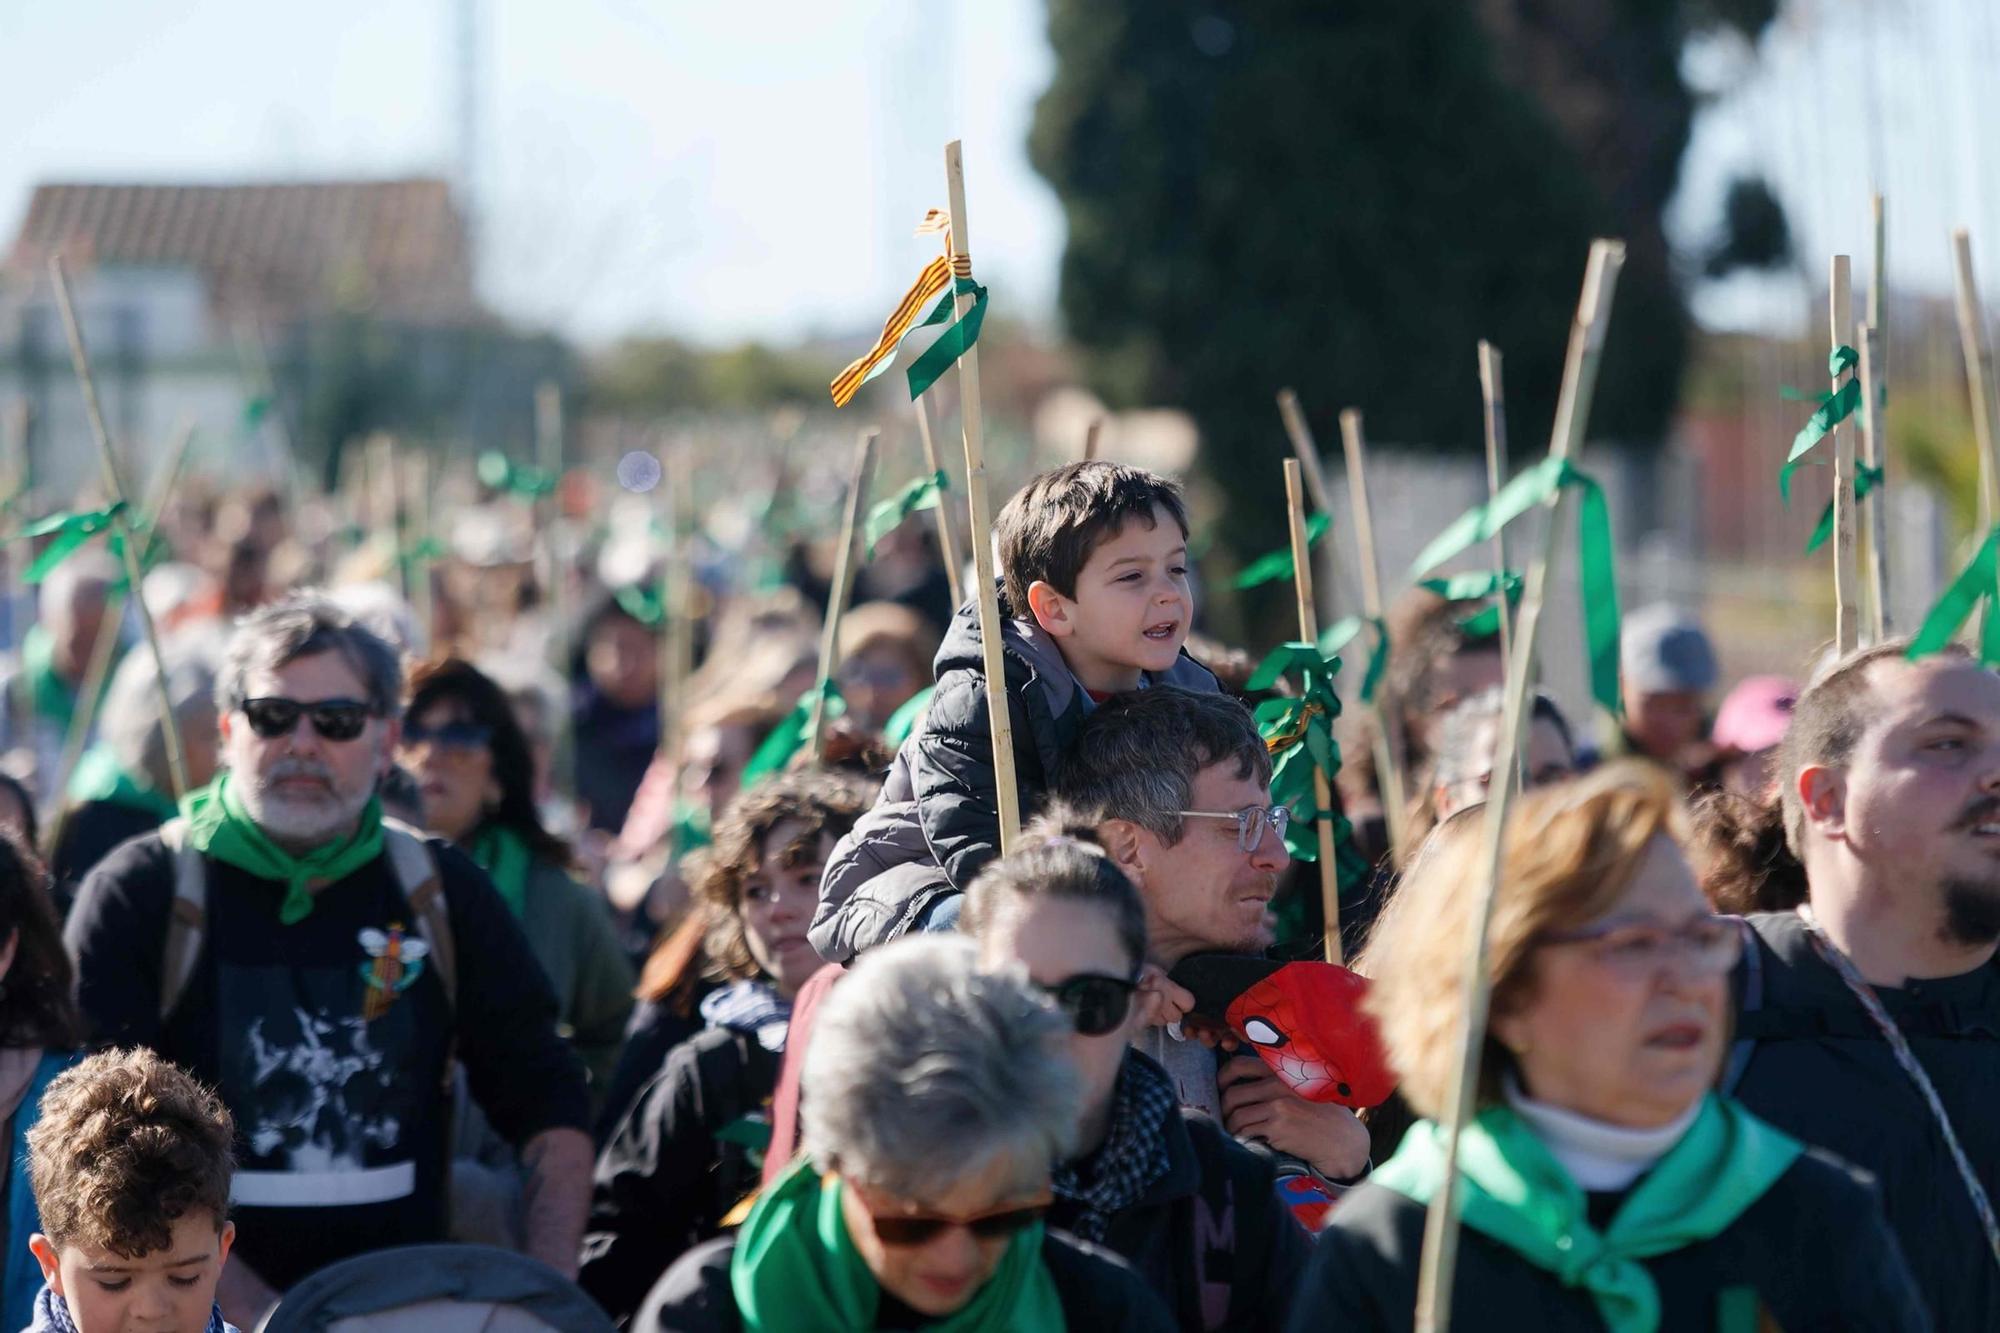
[800, 935, 1079, 1201]
[217, 592, 403, 718]
[1430, 687, 1575, 790]
[1053, 687, 1270, 844]
[38, 549, 120, 625]
[101, 639, 220, 790]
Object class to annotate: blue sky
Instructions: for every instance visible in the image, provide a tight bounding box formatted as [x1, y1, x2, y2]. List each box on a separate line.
[5, 0, 1996, 348]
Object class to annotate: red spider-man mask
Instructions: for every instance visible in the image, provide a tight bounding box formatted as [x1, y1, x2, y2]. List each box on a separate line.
[1169, 955, 1398, 1110]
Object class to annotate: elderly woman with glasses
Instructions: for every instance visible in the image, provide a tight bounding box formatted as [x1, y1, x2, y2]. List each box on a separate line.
[633, 934, 1173, 1332]
[1290, 762, 1928, 1333]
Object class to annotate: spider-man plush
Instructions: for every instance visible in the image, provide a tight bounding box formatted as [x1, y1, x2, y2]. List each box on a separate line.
[1168, 955, 1398, 1110]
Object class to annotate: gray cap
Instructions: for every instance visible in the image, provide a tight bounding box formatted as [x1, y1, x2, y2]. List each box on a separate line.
[1621, 602, 1717, 696]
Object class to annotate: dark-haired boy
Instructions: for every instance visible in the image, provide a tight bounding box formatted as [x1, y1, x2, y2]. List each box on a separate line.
[813, 462, 1220, 962]
[26, 1048, 240, 1333]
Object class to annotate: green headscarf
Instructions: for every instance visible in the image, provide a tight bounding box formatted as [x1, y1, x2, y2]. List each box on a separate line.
[67, 744, 176, 821]
[729, 1159, 1065, 1333]
[468, 822, 531, 919]
[1374, 1096, 1801, 1333]
[179, 773, 385, 926]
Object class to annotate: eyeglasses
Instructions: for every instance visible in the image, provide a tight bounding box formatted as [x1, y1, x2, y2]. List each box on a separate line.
[845, 1178, 1052, 1247]
[402, 720, 494, 752]
[1036, 972, 1139, 1037]
[1540, 913, 1743, 979]
[1176, 805, 1290, 853]
[240, 697, 377, 743]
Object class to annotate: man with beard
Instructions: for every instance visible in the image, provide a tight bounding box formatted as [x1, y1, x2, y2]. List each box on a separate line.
[1054, 688, 1372, 1193]
[1729, 639, 2000, 1329]
[64, 596, 592, 1328]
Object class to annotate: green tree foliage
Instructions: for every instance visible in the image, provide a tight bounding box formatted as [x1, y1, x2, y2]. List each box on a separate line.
[587, 337, 829, 415]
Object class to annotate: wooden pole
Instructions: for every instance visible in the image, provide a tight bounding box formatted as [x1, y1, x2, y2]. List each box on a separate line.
[1830, 256, 1859, 654]
[1857, 323, 1889, 642]
[1415, 240, 1626, 1333]
[1337, 409, 1410, 865]
[1284, 460, 1344, 966]
[1083, 417, 1104, 463]
[48, 256, 189, 801]
[944, 140, 1022, 854]
[536, 381, 567, 668]
[406, 450, 435, 650]
[1476, 342, 1515, 667]
[912, 395, 965, 611]
[1951, 229, 2000, 533]
[809, 429, 878, 761]
[657, 442, 697, 759]
[1274, 389, 1354, 628]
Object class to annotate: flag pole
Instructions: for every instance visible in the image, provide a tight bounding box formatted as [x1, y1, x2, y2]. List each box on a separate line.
[1283, 459, 1344, 965]
[537, 382, 568, 669]
[1830, 256, 1859, 655]
[1275, 389, 1353, 626]
[657, 441, 697, 760]
[1337, 409, 1410, 866]
[912, 395, 965, 610]
[1414, 240, 1625, 1333]
[1951, 229, 2000, 536]
[48, 255, 190, 801]
[944, 140, 1021, 855]
[406, 450, 436, 648]
[1477, 341, 1515, 670]
[809, 429, 878, 761]
[1083, 417, 1104, 463]
[1857, 322, 1888, 642]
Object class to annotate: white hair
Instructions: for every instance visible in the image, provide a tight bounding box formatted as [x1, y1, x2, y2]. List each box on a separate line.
[100, 638, 221, 790]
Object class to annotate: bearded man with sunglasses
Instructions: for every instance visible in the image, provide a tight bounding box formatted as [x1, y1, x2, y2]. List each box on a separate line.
[64, 596, 593, 1329]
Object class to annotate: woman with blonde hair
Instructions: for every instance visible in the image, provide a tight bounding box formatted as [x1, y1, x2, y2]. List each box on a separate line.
[1289, 762, 1927, 1332]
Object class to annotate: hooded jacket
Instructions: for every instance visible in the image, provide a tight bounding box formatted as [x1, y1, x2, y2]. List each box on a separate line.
[811, 588, 1218, 963]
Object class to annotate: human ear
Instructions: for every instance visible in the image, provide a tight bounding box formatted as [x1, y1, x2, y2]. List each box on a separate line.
[218, 1220, 235, 1267]
[1024, 581, 1075, 639]
[1097, 819, 1148, 878]
[1797, 764, 1846, 837]
[28, 1236, 59, 1290]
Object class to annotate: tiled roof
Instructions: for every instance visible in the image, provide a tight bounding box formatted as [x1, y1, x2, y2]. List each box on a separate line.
[5, 179, 481, 324]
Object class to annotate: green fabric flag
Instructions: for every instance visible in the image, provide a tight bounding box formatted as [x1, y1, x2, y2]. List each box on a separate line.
[179, 774, 386, 926]
[1233, 513, 1331, 590]
[1247, 643, 1370, 891]
[1418, 570, 1524, 640]
[1908, 524, 2000, 667]
[1778, 345, 1862, 504]
[906, 278, 989, 402]
[469, 821, 532, 919]
[477, 451, 557, 499]
[729, 1159, 1065, 1333]
[615, 584, 667, 627]
[882, 685, 934, 747]
[1317, 615, 1388, 705]
[865, 471, 949, 556]
[742, 680, 845, 784]
[1375, 1097, 1801, 1333]
[15, 501, 127, 584]
[67, 745, 176, 822]
[1803, 463, 1885, 555]
[1408, 455, 1623, 718]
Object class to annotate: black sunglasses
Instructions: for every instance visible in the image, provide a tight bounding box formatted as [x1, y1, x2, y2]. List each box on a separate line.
[862, 1199, 1051, 1247]
[240, 697, 377, 743]
[1037, 972, 1139, 1037]
[402, 720, 494, 751]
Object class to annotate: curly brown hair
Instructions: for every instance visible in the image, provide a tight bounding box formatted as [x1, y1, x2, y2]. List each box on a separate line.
[1690, 789, 1808, 915]
[28, 1048, 235, 1256]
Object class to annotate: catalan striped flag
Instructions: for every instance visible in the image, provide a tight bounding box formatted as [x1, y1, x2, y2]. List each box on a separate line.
[830, 251, 952, 408]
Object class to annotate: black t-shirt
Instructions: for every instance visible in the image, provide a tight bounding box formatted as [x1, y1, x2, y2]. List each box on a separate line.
[64, 831, 591, 1289]
[48, 800, 164, 913]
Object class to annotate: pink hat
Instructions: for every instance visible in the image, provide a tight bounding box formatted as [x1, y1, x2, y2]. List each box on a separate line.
[1712, 675, 1799, 755]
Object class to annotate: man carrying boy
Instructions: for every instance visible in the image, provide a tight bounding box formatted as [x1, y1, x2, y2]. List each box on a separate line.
[813, 462, 1219, 961]
[26, 1048, 240, 1333]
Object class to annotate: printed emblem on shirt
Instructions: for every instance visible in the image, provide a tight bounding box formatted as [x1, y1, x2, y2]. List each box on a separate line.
[358, 924, 428, 1022]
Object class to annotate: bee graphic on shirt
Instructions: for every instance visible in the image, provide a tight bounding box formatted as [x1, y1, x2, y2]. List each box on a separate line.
[358, 925, 428, 1022]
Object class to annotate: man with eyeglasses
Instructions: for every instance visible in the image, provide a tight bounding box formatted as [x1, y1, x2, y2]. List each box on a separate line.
[64, 595, 593, 1328]
[1054, 688, 1373, 1198]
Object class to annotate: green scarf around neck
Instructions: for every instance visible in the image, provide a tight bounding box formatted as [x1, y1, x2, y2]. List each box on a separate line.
[179, 773, 385, 926]
[1373, 1096, 1801, 1333]
[67, 744, 176, 821]
[729, 1159, 1066, 1333]
[468, 822, 531, 919]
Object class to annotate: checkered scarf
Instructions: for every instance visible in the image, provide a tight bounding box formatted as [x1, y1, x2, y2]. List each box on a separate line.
[1051, 1053, 1177, 1242]
[34, 1285, 234, 1333]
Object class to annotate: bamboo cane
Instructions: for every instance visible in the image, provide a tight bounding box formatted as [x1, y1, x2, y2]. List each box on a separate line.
[1415, 239, 1625, 1333]
[1083, 417, 1104, 463]
[912, 395, 965, 610]
[1857, 323, 1888, 642]
[1274, 390, 1355, 631]
[1831, 256, 1859, 654]
[657, 442, 697, 759]
[1951, 229, 2000, 534]
[537, 381, 567, 668]
[1, 399, 28, 660]
[1476, 343, 1515, 668]
[1283, 460, 1344, 965]
[945, 140, 1021, 854]
[1337, 409, 1410, 865]
[48, 256, 189, 801]
[406, 450, 436, 649]
[809, 429, 878, 761]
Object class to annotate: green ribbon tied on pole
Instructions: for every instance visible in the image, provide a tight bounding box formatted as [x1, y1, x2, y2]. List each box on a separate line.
[1418, 570, 1524, 639]
[14, 501, 128, 584]
[742, 679, 846, 784]
[1908, 525, 2000, 667]
[477, 451, 558, 499]
[865, 471, 950, 557]
[1233, 513, 1331, 590]
[905, 277, 988, 402]
[1246, 641, 1370, 890]
[1408, 454, 1624, 719]
[1778, 345, 1862, 505]
[1803, 464, 1885, 555]
[1317, 614, 1388, 705]
[614, 584, 667, 628]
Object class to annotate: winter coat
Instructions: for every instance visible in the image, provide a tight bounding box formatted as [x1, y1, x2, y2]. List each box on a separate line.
[517, 857, 635, 1108]
[812, 588, 1218, 963]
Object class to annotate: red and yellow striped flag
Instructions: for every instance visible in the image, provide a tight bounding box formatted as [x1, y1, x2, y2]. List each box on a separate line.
[830, 253, 952, 407]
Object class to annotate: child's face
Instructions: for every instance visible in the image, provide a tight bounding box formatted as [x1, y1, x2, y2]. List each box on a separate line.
[1031, 504, 1192, 690]
[32, 1213, 233, 1333]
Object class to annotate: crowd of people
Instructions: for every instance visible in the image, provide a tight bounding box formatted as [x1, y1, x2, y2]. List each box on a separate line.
[0, 454, 1987, 1332]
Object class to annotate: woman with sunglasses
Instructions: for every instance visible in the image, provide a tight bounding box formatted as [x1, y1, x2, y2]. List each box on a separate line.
[1290, 763, 1927, 1332]
[963, 826, 1311, 1331]
[634, 933, 1172, 1332]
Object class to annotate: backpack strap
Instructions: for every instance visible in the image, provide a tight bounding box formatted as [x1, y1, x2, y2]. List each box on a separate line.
[382, 819, 455, 1012]
[1720, 915, 1764, 1096]
[157, 818, 209, 1023]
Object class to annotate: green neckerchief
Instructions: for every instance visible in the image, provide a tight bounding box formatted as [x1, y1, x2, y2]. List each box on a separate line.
[468, 822, 532, 919]
[730, 1159, 1065, 1333]
[1373, 1096, 1801, 1333]
[179, 774, 385, 926]
[672, 799, 712, 855]
[67, 744, 176, 821]
[19, 624, 76, 735]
